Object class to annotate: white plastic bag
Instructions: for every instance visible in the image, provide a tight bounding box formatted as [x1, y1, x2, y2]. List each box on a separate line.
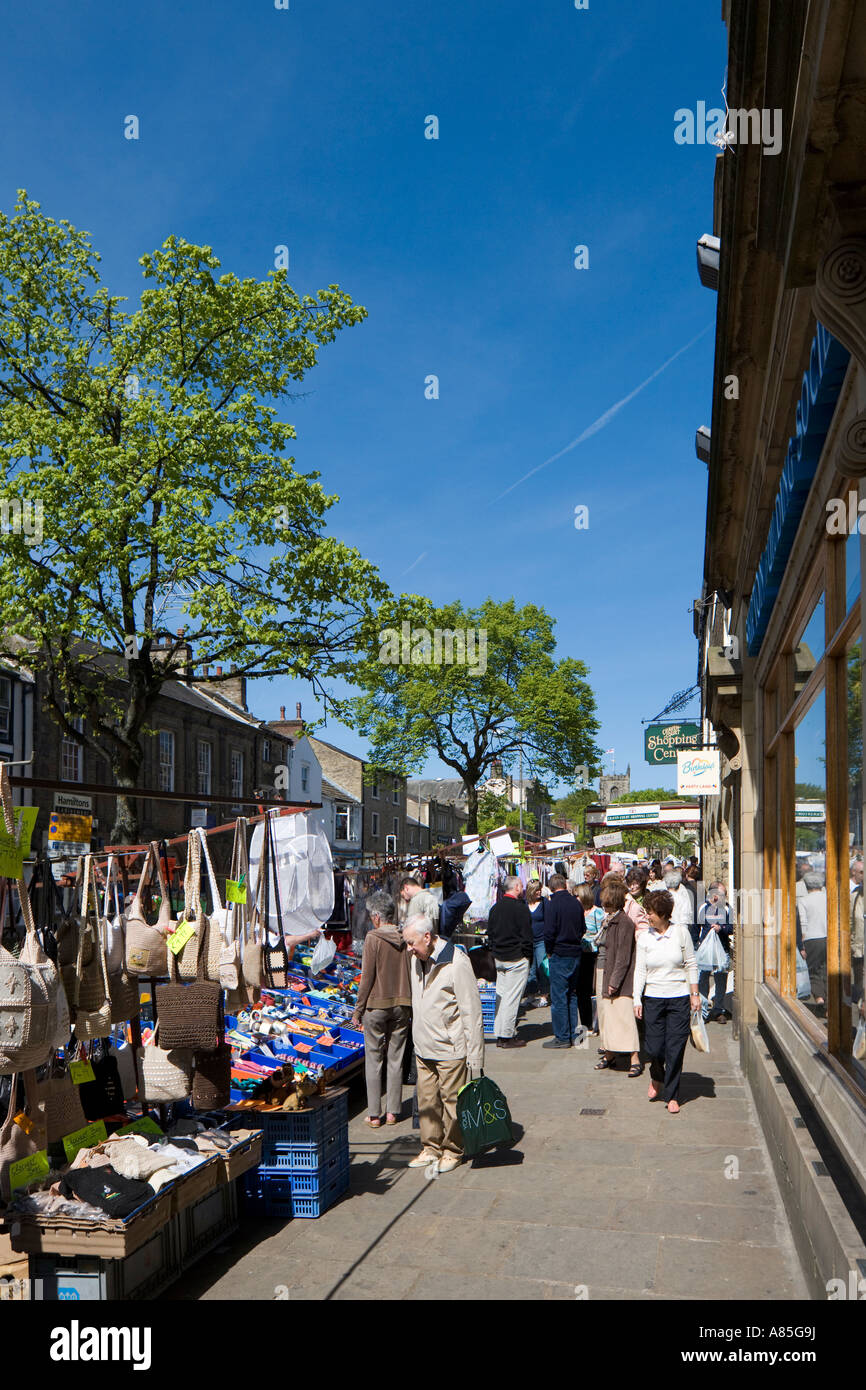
[854, 1016, 866, 1062]
[796, 950, 812, 1000]
[696, 929, 730, 973]
[249, 812, 335, 935]
[689, 1008, 710, 1053]
[309, 928, 337, 977]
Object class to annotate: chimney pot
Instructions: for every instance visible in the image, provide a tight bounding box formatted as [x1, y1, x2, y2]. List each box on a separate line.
[296, 702, 302, 720]
[280, 705, 286, 720]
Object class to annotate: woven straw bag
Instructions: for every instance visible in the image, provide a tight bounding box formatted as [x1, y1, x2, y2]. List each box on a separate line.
[125, 843, 171, 978]
[31, 1057, 87, 1144]
[176, 831, 222, 983]
[99, 859, 140, 1024]
[0, 1072, 46, 1203]
[156, 916, 222, 1053]
[73, 857, 112, 1041]
[137, 1024, 192, 1104]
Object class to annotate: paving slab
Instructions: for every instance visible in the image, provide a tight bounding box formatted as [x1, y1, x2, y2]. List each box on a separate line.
[174, 1009, 808, 1300]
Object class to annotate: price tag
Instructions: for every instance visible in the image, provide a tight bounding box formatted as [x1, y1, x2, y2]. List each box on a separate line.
[168, 919, 197, 955]
[226, 877, 247, 904]
[9, 1150, 50, 1193]
[62, 1120, 108, 1162]
[69, 1061, 96, 1085]
[0, 807, 39, 878]
[117, 1116, 164, 1138]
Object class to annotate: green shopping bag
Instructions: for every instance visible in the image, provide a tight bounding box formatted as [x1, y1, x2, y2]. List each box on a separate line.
[456, 1073, 514, 1157]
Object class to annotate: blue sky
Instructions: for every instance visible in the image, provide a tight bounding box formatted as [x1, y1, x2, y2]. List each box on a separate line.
[2, 0, 726, 795]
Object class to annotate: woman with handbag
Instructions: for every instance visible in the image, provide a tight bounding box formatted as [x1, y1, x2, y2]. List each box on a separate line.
[594, 878, 641, 1076]
[696, 882, 733, 1023]
[633, 889, 701, 1114]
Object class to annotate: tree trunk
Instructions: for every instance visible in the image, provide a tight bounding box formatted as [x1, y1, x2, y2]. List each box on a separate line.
[465, 781, 479, 834]
[111, 748, 144, 844]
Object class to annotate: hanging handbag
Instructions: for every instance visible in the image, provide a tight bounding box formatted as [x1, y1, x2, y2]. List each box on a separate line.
[125, 842, 171, 977]
[176, 831, 222, 983]
[263, 813, 291, 988]
[27, 858, 60, 965]
[244, 816, 267, 991]
[218, 820, 245, 991]
[0, 883, 63, 1075]
[192, 1040, 231, 1111]
[32, 1054, 87, 1144]
[112, 1027, 139, 1102]
[73, 857, 112, 1041]
[77, 1039, 127, 1120]
[155, 920, 222, 1053]
[101, 862, 140, 1024]
[0, 1073, 46, 1204]
[137, 1023, 192, 1104]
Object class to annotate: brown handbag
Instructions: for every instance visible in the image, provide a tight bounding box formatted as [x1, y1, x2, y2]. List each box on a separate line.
[155, 923, 222, 1053]
[192, 1041, 231, 1111]
[125, 843, 171, 977]
[31, 1056, 87, 1144]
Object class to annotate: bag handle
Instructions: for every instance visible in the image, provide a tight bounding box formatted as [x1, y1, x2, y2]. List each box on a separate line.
[103, 856, 122, 922]
[265, 813, 290, 983]
[1, 1073, 20, 1144]
[183, 830, 202, 922]
[196, 828, 223, 914]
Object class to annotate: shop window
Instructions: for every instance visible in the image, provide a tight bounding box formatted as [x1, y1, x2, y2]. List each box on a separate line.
[846, 526, 860, 616]
[794, 688, 827, 1033]
[846, 636, 864, 1073]
[231, 750, 244, 806]
[794, 593, 825, 691]
[197, 740, 212, 797]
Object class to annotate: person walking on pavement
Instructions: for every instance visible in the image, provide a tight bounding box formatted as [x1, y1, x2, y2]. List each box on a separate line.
[595, 877, 641, 1076]
[542, 873, 586, 1049]
[402, 917, 484, 1172]
[624, 867, 651, 939]
[696, 882, 733, 1023]
[633, 889, 700, 1114]
[576, 884, 604, 1036]
[399, 875, 441, 931]
[487, 875, 533, 1049]
[663, 863, 696, 941]
[583, 861, 602, 907]
[525, 880, 549, 1005]
[351, 890, 412, 1127]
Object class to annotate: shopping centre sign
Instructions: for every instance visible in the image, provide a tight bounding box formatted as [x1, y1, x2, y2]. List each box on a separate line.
[644, 721, 701, 764]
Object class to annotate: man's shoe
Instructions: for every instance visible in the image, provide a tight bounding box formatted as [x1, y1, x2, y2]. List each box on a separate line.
[408, 1149, 440, 1167]
[497, 1036, 527, 1048]
[716, 1014, 728, 1024]
[542, 1039, 572, 1049]
[437, 1153, 462, 1173]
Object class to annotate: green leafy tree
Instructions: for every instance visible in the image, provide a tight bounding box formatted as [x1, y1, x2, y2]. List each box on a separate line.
[0, 193, 385, 839]
[476, 790, 537, 836]
[346, 596, 601, 832]
[551, 786, 598, 842]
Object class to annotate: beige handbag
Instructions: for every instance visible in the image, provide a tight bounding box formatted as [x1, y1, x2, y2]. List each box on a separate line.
[31, 1056, 87, 1144]
[100, 858, 140, 1024]
[0, 1073, 47, 1204]
[72, 857, 112, 1041]
[176, 832, 222, 983]
[125, 843, 171, 977]
[223, 820, 259, 1010]
[137, 1024, 192, 1104]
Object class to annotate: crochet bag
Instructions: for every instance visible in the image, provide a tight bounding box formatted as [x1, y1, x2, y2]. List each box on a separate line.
[176, 831, 222, 983]
[0, 883, 63, 1074]
[192, 1040, 232, 1111]
[100, 863, 140, 1024]
[125, 842, 171, 978]
[32, 1055, 87, 1144]
[244, 816, 268, 992]
[73, 858, 112, 1041]
[155, 925, 222, 1053]
[137, 1023, 192, 1104]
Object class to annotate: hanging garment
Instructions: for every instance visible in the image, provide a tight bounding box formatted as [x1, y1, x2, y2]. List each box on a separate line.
[463, 845, 498, 922]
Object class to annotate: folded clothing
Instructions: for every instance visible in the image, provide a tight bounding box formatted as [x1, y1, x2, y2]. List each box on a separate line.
[59, 1164, 155, 1219]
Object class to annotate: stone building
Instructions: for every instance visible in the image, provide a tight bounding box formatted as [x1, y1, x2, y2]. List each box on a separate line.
[697, 0, 866, 1294]
[598, 766, 630, 807]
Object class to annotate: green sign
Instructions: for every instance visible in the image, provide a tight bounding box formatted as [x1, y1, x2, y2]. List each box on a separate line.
[644, 722, 701, 765]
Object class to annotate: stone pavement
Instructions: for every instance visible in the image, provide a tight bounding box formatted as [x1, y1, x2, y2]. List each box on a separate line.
[171, 1012, 809, 1301]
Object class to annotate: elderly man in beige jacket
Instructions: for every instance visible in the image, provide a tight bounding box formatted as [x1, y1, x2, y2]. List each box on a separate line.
[402, 917, 484, 1172]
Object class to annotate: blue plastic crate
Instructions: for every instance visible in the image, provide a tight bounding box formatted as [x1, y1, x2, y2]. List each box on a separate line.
[232, 1090, 348, 1149]
[291, 1166, 350, 1218]
[264, 1125, 348, 1170]
[260, 1149, 349, 1194]
[242, 1163, 350, 1219]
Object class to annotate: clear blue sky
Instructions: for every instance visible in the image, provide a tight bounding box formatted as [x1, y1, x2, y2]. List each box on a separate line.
[3, 0, 726, 795]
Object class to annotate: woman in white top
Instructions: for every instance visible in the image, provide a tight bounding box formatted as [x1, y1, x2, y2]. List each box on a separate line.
[633, 888, 700, 1114]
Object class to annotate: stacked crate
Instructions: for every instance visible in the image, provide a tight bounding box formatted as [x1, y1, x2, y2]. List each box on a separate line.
[480, 986, 497, 1040]
[239, 1089, 350, 1219]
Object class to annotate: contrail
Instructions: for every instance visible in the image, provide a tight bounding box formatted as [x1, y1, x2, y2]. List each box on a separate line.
[494, 324, 714, 502]
[402, 551, 427, 575]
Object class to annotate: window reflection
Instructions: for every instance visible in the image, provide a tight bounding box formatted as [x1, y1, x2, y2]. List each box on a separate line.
[794, 689, 827, 1028]
[847, 639, 864, 1063]
[794, 593, 825, 691]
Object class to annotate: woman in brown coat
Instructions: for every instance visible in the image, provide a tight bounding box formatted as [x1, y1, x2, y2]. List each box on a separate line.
[595, 877, 642, 1076]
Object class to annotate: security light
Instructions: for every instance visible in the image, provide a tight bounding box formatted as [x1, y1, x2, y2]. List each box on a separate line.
[696, 234, 720, 289]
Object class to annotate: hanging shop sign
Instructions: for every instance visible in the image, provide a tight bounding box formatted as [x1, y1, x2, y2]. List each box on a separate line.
[644, 722, 701, 765]
[605, 804, 661, 826]
[677, 750, 721, 797]
[594, 831, 623, 848]
[53, 791, 93, 815]
[795, 802, 826, 823]
[585, 809, 605, 826]
[747, 324, 850, 655]
[546, 832, 575, 847]
[47, 811, 92, 859]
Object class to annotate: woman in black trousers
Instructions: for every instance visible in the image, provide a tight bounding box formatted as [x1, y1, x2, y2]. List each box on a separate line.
[632, 889, 700, 1114]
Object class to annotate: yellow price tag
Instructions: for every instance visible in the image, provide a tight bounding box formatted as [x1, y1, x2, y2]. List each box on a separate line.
[69, 1061, 96, 1085]
[62, 1120, 108, 1162]
[168, 919, 197, 955]
[226, 878, 247, 904]
[9, 1149, 49, 1193]
[117, 1116, 164, 1137]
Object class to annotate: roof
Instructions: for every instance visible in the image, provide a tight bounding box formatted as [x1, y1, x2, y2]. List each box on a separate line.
[321, 776, 361, 805]
[407, 778, 468, 805]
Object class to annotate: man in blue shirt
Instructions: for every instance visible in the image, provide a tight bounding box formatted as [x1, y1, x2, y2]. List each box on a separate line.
[542, 874, 586, 1048]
